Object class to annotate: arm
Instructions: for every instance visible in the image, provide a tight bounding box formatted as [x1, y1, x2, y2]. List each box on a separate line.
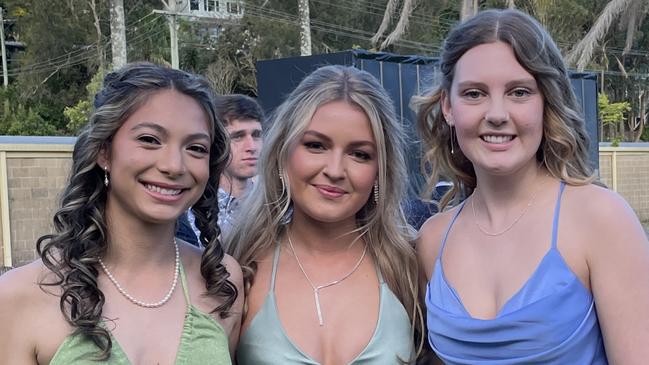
[585, 188, 649, 363]
[221, 254, 245, 360]
[0, 267, 39, 365]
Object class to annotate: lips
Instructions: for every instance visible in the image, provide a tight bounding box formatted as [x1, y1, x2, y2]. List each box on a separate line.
[481, 135, 515, 144]
[314, 184, 346, 198]
[143, 183, 183, 196]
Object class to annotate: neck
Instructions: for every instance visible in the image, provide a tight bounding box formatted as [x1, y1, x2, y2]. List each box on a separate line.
[103, 209, 177, 268]
[220, 174, 249, 198]
[287, 212, 362, 255]
[472, 163, 551, 228]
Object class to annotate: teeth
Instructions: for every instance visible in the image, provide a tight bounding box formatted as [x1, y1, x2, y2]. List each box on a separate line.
[145, 184, 182, 195]
[482, 135, 513, 144]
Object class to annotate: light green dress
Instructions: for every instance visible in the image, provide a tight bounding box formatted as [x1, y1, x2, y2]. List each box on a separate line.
[49, 263, 232, 364]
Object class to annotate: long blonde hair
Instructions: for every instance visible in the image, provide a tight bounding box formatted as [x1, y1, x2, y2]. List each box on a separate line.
[413, 9, 595, 210]
[226, 65, 424, 357]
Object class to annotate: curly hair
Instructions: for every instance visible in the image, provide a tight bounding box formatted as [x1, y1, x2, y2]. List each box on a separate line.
[225, 65, 424, 361]
[36, 62, 237, 359]
[413, 9, 595, 210]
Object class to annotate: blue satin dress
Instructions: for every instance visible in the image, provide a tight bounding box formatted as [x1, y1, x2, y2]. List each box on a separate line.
[426, 182, 608, 364]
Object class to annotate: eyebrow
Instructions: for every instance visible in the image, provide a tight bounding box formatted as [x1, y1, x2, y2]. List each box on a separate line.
[456, 78, 537, 90]
[131, 122, 211, 142]
[303, 130, 376, 148]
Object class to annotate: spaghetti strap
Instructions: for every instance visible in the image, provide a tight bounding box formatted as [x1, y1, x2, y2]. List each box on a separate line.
[179, 260, 191, 306]
[550, 181, 566, 249]
[438, 201, 467, 258]
[269, 243, 281, 290]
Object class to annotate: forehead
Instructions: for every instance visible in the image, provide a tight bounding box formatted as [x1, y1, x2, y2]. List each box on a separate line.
[225, 118, 261, 131]
[453, 41, 535, 85]
[305, 100, 375, 141]
[119, 89, 211, 134]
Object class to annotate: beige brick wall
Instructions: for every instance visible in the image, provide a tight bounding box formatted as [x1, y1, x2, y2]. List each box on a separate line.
[7, 157, 71, 267]
[599, 149, 649, 222]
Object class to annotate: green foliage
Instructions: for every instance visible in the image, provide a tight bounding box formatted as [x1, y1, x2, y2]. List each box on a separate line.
[5, 105, 57, 136]
[598, 93, 631, 126]
[63, 69, 105, 134]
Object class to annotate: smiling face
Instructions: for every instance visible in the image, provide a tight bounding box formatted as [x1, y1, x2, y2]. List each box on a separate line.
[442, 41, 544, 176]
[100, 88, 211, 226]
[286, 100, 378, 226]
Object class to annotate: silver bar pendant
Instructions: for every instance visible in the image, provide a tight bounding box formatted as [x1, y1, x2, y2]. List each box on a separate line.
[314, 289, 324, 326]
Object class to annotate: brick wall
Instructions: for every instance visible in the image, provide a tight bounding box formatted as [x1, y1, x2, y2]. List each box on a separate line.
[599, 148, 649, 222]
[6, 157, 71, 266]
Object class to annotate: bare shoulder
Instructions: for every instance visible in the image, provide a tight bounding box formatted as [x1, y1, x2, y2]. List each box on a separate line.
[0, 259, 55, 305]
[563, 183, 646, 244]
[564, 184, 649, 361]
[417, 206, 459, 278]
[0, 260, 64, 363]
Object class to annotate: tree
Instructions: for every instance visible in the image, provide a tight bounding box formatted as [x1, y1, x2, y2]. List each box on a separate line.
[598, 92, 631, 142]
[566, 0, 648, 71]
[371, 0, 417, 50]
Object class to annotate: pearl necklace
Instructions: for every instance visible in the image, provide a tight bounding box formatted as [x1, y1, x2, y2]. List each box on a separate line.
[98, 238, 180, 308]
[287, 230, 367, 326]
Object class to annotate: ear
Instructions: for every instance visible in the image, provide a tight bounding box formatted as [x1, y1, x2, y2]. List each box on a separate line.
[440, 90, 453, 126]
[96, 143, 111, 170]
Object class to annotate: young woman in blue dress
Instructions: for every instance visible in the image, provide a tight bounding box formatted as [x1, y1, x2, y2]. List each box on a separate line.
[415, 9, 649, 364]
[227, 65, 424, 364]
[0, 63, 243, 364]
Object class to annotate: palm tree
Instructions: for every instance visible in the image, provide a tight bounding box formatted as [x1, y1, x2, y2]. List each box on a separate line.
[566, 0, 648, 71]
[371, 0, 416, 50]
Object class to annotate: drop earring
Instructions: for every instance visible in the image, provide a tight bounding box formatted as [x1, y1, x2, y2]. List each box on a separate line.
[373, 180, 379, 204]
[450, 125, 456, 154]
[104, 166, 109, 187]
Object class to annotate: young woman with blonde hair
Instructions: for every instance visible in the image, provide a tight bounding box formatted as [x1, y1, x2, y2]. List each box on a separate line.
[228, 65, 423, 364]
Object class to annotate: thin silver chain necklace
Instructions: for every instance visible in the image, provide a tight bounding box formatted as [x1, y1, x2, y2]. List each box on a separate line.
[98, 238, 180, 308]
[287, 231, 367, 326]
[471, 186, 540, 237]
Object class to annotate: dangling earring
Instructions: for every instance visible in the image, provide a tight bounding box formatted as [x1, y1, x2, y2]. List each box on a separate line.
[450, 125, 456, 155]
[103, 166, 109, 187]
[373, 180, 379, 204]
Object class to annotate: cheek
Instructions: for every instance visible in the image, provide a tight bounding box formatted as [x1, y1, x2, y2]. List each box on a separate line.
[193, 159, 211, 186]
[286, 149, 313, 185]
[352, 164, 378, 192]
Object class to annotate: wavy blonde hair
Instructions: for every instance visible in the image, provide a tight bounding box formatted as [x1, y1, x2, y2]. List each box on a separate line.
[226, 65, 424, 359]
[413, 9, 595, 210]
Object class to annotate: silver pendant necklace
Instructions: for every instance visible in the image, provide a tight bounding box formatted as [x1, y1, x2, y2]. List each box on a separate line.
[98, 238, 180, 308]
[287, 231, 367, 326]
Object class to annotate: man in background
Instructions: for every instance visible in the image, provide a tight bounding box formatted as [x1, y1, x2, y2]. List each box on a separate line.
[177, 94, 264, 245]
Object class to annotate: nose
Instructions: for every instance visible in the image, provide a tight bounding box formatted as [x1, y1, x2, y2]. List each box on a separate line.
[322, 151, 345, 181]
[243, 135, 259, 152]
[484, 96, 509, 126]
[158, 146, 186, 177]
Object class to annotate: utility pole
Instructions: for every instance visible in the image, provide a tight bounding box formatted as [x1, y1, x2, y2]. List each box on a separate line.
[298, 0, 312, 56]
[0, 7, 8, 88]
[169, 12, 179, 69]
[110, 0, 127, 69]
